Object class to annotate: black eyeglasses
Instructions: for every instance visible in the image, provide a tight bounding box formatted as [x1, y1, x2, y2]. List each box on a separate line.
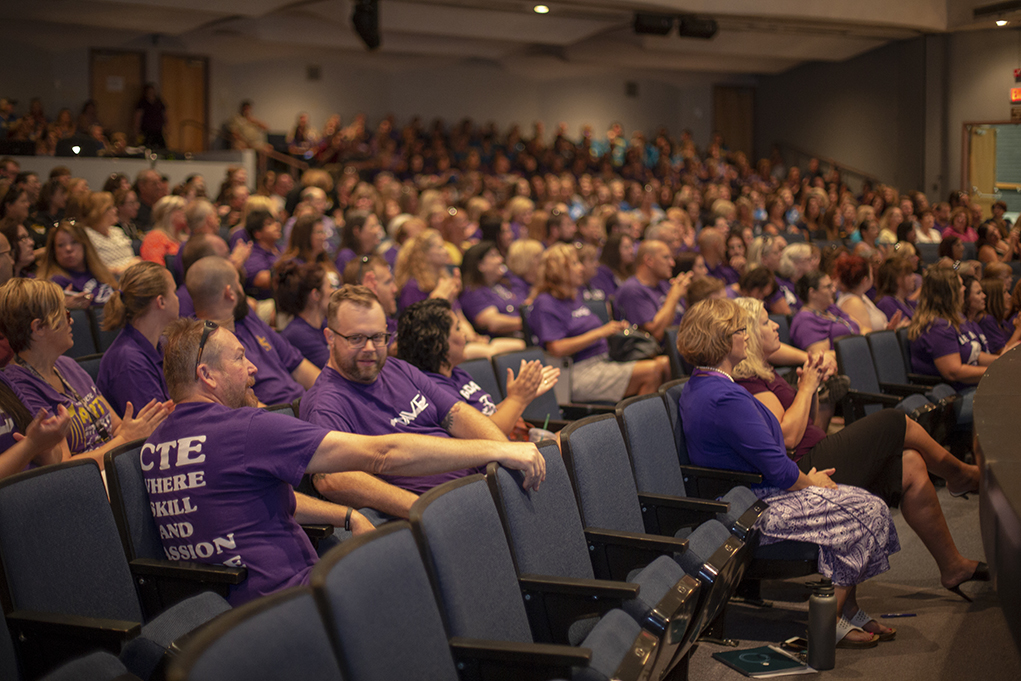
[195, 320, 218, 373]
[327, 328, 391, 348]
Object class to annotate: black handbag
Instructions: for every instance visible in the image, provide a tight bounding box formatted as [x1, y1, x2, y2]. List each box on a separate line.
[607, 327, 660, 362]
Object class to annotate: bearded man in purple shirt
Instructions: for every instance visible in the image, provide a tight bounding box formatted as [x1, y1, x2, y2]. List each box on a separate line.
[301, 285, 510, 522]
[187, 256, 321, 406]
[140, 317, 544, 605]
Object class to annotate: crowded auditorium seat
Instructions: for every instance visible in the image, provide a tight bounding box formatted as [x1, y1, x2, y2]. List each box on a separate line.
[67, 308, 98, 358]
[558, 415, 749, 640]
[105, 441, 247, 615]
[75, 352, 104, 382]
[485, 444, 702, 680]
[167, 587, 343, 681]
[312, 521, 596, 681]
[0, 460, 231, 680]
[409, 476, 660, 681]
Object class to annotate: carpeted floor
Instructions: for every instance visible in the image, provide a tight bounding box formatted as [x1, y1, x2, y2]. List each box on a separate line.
[688, 486, 1021, 680]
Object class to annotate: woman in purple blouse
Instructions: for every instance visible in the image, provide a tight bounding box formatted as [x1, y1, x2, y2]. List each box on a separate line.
[734, 296, 985, 602]
[677, 298, 900, 647]
[789, 270, 860, 353]
[529, 244, 667, 403]
[38, 220, 116, 306]
[977, 277, 1017, 354]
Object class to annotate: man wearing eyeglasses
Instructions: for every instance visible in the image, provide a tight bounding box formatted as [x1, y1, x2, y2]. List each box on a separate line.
[139, 316, 544, 605]
[300, 285, 509, 523]
[186, 256, 320, 406]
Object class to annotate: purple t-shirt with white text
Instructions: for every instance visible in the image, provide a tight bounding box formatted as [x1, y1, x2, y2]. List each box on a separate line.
[51, 270, 114, 306]
[301, 360, 478, 494]
[910, 318, 984, 390]
[529, 292, 606, 362]
[233, 315, 306, 405]
[142, 403, 328, 606]
[429, 366, 498, 416]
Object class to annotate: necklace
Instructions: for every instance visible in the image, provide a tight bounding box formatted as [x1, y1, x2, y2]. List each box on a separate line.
[694, 365, 734, 382]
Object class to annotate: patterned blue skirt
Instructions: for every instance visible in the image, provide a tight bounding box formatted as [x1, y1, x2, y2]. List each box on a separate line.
[756, 484, 900, 587]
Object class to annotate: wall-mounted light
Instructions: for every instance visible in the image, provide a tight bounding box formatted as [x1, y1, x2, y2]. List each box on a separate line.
[71, 146, 81, 155]
[534, 4, 549, 14]
[997, 19, 1009, 25]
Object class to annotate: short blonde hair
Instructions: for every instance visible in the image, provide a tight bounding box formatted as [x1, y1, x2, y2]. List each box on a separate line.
[0, 278, 65, 353]
[536, 243, 577, 300]
[506, 239, 544, 278]
[677, 298, 744, 367]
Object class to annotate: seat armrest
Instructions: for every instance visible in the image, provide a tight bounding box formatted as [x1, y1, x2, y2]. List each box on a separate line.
[561, 403, 616, 419]
[584, 528, 688, 582]
[301, 524, 334, 539]
[879, 382, 929, 396]
[130, 558, 247, 584]
[524, 418, 570, 432]
[907, 373, 942, 386]
[637, 493, 729, 536]
[638, 493, 728, 514]
[519, 574, 640, 600]
[678, 465, 762, 486]
[518, 575, 639, 645]
[844, 389, 902, 407]
[7, 609, 141, 644]
[449, 636, 590, 680]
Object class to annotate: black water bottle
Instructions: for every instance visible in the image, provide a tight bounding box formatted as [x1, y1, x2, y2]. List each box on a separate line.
[808, 580, 836, 670]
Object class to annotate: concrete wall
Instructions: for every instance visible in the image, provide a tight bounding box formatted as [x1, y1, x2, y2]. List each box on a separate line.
[755, 38, 927, 193]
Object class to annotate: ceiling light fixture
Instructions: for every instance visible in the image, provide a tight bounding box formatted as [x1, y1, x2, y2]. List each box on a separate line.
[997, 19, 1009, 25]
[534, 4, 549, 14]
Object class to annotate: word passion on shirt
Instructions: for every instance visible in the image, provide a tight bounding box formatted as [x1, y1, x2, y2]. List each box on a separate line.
[139, 435, 241, 566]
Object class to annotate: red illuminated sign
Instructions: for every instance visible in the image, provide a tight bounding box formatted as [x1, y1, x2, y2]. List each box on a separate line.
[1012, 87, 1021, 103]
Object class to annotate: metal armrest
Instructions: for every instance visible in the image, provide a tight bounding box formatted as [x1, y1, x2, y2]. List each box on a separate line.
[637, 493, 728, 536]
[519, 574, 639, 644]
[450, 636, 590, 681]
[845, 389, 903, 406]
[584, 528, 688, 582]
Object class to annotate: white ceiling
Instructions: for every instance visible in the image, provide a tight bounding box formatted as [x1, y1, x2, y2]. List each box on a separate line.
[1, 0, 1017, 77]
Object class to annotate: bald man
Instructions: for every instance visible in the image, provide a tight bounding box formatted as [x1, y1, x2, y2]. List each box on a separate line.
[614, 240, 692, 343]
[187, 257, 320, 405]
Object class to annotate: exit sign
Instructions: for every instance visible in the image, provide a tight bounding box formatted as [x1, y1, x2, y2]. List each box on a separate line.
[1012, 87, 1021, 103]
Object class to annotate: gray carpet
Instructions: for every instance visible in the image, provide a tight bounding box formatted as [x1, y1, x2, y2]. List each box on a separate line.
[689, 486, 1021, 680]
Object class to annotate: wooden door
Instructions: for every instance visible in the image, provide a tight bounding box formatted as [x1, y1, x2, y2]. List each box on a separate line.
[713, 86, 754, 159]
[161, 54, 208, 154]
[968, 125, 997, 220]
[90, 51, 145, 138]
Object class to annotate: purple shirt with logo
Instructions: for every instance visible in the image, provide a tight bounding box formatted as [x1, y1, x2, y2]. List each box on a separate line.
[614, 276, 681, 328]
[233, 315, 305, 405]
[429, 366, 498, 417]
[51, 270, 114, 306]
[97, 324, 169, 418]
[910, 318, 984, 390]
[529, 292, 606, 362]
[460, 284, 522, 331]
[280, 316, 329, 369]
[142, 403, 328, 606]
[789, 306, 860, 350]
[775, 276, 801, 313]
[301, 360, 478, 494]
[4, 355, 114, 455]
